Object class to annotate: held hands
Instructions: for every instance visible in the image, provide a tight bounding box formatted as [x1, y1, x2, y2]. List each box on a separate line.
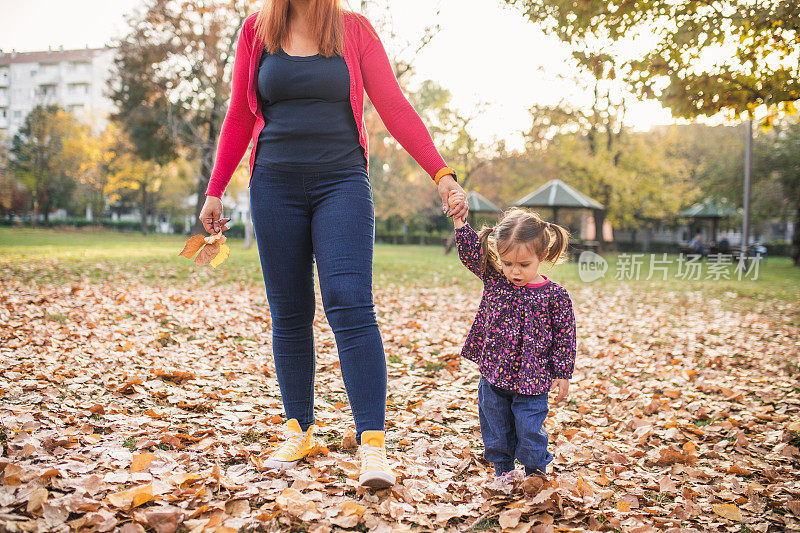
[551, 379, 570, 403]
[438, 174, 468, 223]
[199, 195, 230, 234]
[448, 190, 467, 229]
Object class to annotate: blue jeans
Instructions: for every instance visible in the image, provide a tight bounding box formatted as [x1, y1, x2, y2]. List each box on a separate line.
[249, 162, 386, 442]
[478, 376, 553, 476]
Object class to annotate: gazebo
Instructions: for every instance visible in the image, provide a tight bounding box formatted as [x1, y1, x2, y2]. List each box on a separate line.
[444, 191, 502, 254]
[511, 178, 604, 229]
[466, 190, 502, 227]
[678, 197, 739, 243]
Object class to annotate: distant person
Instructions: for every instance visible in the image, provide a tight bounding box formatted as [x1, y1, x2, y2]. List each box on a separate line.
[449, 197, 577, 480]
[688, 232, 706, 257]
[197, 0, 469, 489]
[718, 236, 730, 254]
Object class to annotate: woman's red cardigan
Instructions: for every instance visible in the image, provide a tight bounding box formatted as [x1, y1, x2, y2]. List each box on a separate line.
[205, 11, 449, 198]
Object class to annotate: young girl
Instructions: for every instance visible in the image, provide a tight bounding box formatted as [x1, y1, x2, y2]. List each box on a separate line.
[448, 192, 576, 478]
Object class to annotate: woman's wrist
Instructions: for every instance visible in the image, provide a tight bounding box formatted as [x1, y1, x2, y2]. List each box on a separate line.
[434, 167, 457, 185]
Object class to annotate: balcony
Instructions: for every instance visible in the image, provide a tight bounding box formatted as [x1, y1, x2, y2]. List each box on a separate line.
[37, 84, 58, 100]
[66, 84, 90, 103]
[65, 62, 92, 82]
[35, 71, 60, 84]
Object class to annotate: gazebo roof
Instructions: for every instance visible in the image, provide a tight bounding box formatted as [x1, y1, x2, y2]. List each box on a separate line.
[467, 191, 502, 213]
[678, 197, 738, 219]
[512, 179, 604, 210]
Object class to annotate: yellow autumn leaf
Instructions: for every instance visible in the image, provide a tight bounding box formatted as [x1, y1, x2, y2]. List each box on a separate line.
[106, 483, 154, 508]
[209, 244, 230, 268]
[130, 453, 156, 472]
[712, 503, 743, 522]
[341, 501, 366, 518]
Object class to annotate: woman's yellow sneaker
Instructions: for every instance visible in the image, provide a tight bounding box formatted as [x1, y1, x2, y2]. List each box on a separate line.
[358, 430, 396, 489]
[263, 419, 317, 470]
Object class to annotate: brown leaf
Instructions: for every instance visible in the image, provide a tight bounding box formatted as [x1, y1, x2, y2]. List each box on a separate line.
[194, 241, 220, 266]
[787, 500, 800, 517]
[341, 430, 358, 450]
[179, 235, 206, 259]
[145, 506, 183, 533]
[26, 487, 48, 513]
[499, 508, 522, 529]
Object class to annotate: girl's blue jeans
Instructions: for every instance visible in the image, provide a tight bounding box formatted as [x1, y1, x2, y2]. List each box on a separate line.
[478, 376, 554, 476]
[249, 162, 386, 442]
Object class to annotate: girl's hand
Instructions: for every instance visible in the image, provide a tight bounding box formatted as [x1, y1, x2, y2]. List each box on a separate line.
[449, 191, 467, 229]
[438, 174, 468, 222]
[551, 379, 570, 403]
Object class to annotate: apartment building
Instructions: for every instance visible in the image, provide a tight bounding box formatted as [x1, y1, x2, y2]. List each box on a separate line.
[0, 46, 116, 141]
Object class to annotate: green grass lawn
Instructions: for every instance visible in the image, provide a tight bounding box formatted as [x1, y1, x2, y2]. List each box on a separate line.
[1, 228, 798, 307]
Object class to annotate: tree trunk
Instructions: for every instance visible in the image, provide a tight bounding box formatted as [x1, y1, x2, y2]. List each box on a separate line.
[41, 190, 51, 224]
[193, 114, 219, 235]
[593, 210, 606, 253]
[792, 206, 800, 266]
[31, 197, 39, 228]
[141, 185, 148, 235]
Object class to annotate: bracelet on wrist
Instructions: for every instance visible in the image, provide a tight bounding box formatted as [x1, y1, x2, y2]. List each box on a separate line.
[434, 167, 458, 185]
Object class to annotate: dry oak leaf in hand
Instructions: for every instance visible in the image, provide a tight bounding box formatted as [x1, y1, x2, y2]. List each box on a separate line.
[179, 233, 230, 268]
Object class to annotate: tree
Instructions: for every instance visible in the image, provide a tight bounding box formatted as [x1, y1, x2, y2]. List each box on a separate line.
[109, 0, 257, 233]
[105, 129, 163, 235]
[754, 118, 800, 264]
[9, 105, 81, 223]
[503, 0, 800, 121]
[61, 121, 120, 221]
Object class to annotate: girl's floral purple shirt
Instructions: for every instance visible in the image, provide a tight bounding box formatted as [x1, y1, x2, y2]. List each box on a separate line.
[455, 222, 577, 395]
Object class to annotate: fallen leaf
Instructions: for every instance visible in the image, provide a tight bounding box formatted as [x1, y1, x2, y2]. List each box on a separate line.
[712, 503, 743, 522]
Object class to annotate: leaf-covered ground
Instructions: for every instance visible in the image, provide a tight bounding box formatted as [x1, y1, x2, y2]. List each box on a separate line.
[2, 248, 800, 532]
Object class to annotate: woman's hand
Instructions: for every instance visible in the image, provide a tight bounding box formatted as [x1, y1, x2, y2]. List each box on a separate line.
[438, 174, 468, 222]
[198, 195, 230, 234]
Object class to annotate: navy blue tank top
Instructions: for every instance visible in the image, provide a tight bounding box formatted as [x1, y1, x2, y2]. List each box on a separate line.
[254, 48, 366, 172]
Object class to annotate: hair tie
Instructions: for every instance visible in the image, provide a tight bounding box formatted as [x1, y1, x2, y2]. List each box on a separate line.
[545, 221, 551, 228]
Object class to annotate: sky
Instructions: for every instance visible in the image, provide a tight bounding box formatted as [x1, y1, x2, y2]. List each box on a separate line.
[0, 0, 685, 150]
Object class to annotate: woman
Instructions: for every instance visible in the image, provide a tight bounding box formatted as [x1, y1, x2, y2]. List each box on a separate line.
[199, 0, 468, 489]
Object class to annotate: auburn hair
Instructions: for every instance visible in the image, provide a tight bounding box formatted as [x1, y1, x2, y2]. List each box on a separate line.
[477, 207, 570, 277]
[255, 0, 377, 57]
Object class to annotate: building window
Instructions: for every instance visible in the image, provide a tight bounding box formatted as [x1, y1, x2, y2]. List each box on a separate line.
[69, 61, 91, 73]
[38, 85, 57, 97]
[13, 110, 22, 119]
[69, 83, 90, 96]
[30, 68, 38, 77]
[1, 109, 7, 118]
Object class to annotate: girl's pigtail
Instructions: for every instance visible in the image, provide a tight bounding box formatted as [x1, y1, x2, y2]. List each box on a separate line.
[477, 226, 498, 277]
[543, 223, 570, 265]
